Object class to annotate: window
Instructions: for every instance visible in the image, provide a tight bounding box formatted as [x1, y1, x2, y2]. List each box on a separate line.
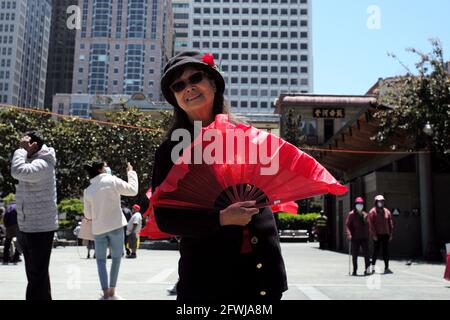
[300, 119, 318, 136]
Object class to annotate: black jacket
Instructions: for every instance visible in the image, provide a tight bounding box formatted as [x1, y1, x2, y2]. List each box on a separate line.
[152, 139, 288, 301]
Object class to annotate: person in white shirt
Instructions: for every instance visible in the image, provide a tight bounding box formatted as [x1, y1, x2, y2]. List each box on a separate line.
[83, 160, 138, 300]
[126, 204, 142, 259]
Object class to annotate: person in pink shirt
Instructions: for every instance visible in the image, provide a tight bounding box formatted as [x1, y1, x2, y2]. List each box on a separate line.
[345, 197, 370, 276]
[368, 195, 394, 274]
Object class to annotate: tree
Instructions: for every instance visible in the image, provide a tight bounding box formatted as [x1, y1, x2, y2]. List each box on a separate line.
[284, 108, 306, 148]
[0, 107, 171, 201]
[372, 39, 450, 166]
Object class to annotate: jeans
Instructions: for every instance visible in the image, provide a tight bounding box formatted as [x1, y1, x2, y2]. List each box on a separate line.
[18, 231, 54, 300]
[94, 227, 124, 290]
[372, 234, 390, 269]
[351, 239, 370, 273]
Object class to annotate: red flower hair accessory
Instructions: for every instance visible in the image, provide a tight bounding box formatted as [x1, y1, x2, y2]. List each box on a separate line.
[201, 53, 215, 67]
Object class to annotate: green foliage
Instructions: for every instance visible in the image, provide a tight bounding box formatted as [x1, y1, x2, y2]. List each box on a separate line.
[277, 212, 320, 230]
[0, 107, 169, 200]
[284, 108, 306, 148]
[2, 193, 15, 206]
[57, 198, 84, 230]
[373, 39, 450, 160]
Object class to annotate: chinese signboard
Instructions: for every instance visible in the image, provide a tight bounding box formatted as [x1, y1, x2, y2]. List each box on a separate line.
[313, 108, 345, 118]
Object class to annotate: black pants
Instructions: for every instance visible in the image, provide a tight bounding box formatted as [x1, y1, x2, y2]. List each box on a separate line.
[18, 231, 54, 300]
[351, 239, 370, 273]
[128, 233, 138, 254]
[372, 234, 390, 269]
[123, 227, 130, 255]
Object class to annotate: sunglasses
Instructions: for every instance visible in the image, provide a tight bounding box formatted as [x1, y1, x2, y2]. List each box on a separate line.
[170, 72, 205, 93]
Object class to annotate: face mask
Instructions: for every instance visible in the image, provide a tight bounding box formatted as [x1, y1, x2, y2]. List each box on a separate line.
[105, 167, 112, 175]
[377, 202, 384, 209]
[355, 204, 364, 212]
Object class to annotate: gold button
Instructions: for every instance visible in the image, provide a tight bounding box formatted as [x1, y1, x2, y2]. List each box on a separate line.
[251, 236, 258, 245]
[260, 291, 266, 296]
[256, 263, 263, 269]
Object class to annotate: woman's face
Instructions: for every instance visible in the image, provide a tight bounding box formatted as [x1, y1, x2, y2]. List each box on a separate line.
[171, 67, 216, 123]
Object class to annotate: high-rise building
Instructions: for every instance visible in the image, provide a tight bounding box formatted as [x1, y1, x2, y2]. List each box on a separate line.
[72, 0, 173, 101]
[189, 0, 313, 113]
[172, 0, 190, 55]
[44, 0, 77, 109]
[0, 0, 52, 107]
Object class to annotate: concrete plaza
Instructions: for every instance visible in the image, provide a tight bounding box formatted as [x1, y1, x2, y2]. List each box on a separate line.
[1, 242, 449, 300]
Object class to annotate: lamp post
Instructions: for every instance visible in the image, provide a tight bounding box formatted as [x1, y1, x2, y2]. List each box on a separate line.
[418, 121, 437, 260]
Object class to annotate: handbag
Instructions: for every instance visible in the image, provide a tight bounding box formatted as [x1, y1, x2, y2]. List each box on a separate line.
[78, 218, 94, 241]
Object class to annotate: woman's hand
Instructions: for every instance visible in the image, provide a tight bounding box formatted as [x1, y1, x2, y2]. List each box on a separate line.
[127, 162, 133, 172]
[219, 200, 259, 226]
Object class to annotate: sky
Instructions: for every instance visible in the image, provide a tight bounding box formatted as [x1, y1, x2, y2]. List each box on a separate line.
[312, 0, 450, 95]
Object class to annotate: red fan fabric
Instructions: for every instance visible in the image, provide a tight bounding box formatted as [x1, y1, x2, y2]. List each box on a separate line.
[152, 114, 348, 210]
[140, 188, 174, 240]
[271, 201, 299, 215]
[444, 254, 450, 281]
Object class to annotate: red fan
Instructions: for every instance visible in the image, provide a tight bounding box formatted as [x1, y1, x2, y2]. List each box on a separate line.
[140, 188, 174, 240]
[152, 114, 348, 211]
[271, 201, 299, 215]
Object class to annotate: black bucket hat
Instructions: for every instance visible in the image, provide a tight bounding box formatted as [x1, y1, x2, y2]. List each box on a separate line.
[160, 51, 225, 108]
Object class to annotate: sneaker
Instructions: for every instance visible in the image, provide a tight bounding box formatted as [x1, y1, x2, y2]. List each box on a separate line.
[109, 295, 125, 300]
[384, 268, 393, 274]
[352, 271, 357, 276]
[98, 294, 109, 300]
[126, 254, 136, 259]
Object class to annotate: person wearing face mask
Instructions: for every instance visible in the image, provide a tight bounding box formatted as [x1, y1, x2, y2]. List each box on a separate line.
[368, 195, 394, 274]
[83, 160, 138, 299]
[11, 131, 58, 300]
[345, 197, 370, 276]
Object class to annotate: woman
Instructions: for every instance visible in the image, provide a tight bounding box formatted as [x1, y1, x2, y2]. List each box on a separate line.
[83, 160, 138, 300]
[153, 51, 288, 301]
[345, 197, 371, 276]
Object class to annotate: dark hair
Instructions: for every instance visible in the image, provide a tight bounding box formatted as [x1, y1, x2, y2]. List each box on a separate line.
[83, 160, 105, 179]
[25, 131, 44, 151]
[165, 68, 239, 138]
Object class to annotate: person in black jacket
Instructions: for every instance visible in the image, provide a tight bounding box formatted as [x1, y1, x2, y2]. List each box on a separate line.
[153, 51, 288, 302]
